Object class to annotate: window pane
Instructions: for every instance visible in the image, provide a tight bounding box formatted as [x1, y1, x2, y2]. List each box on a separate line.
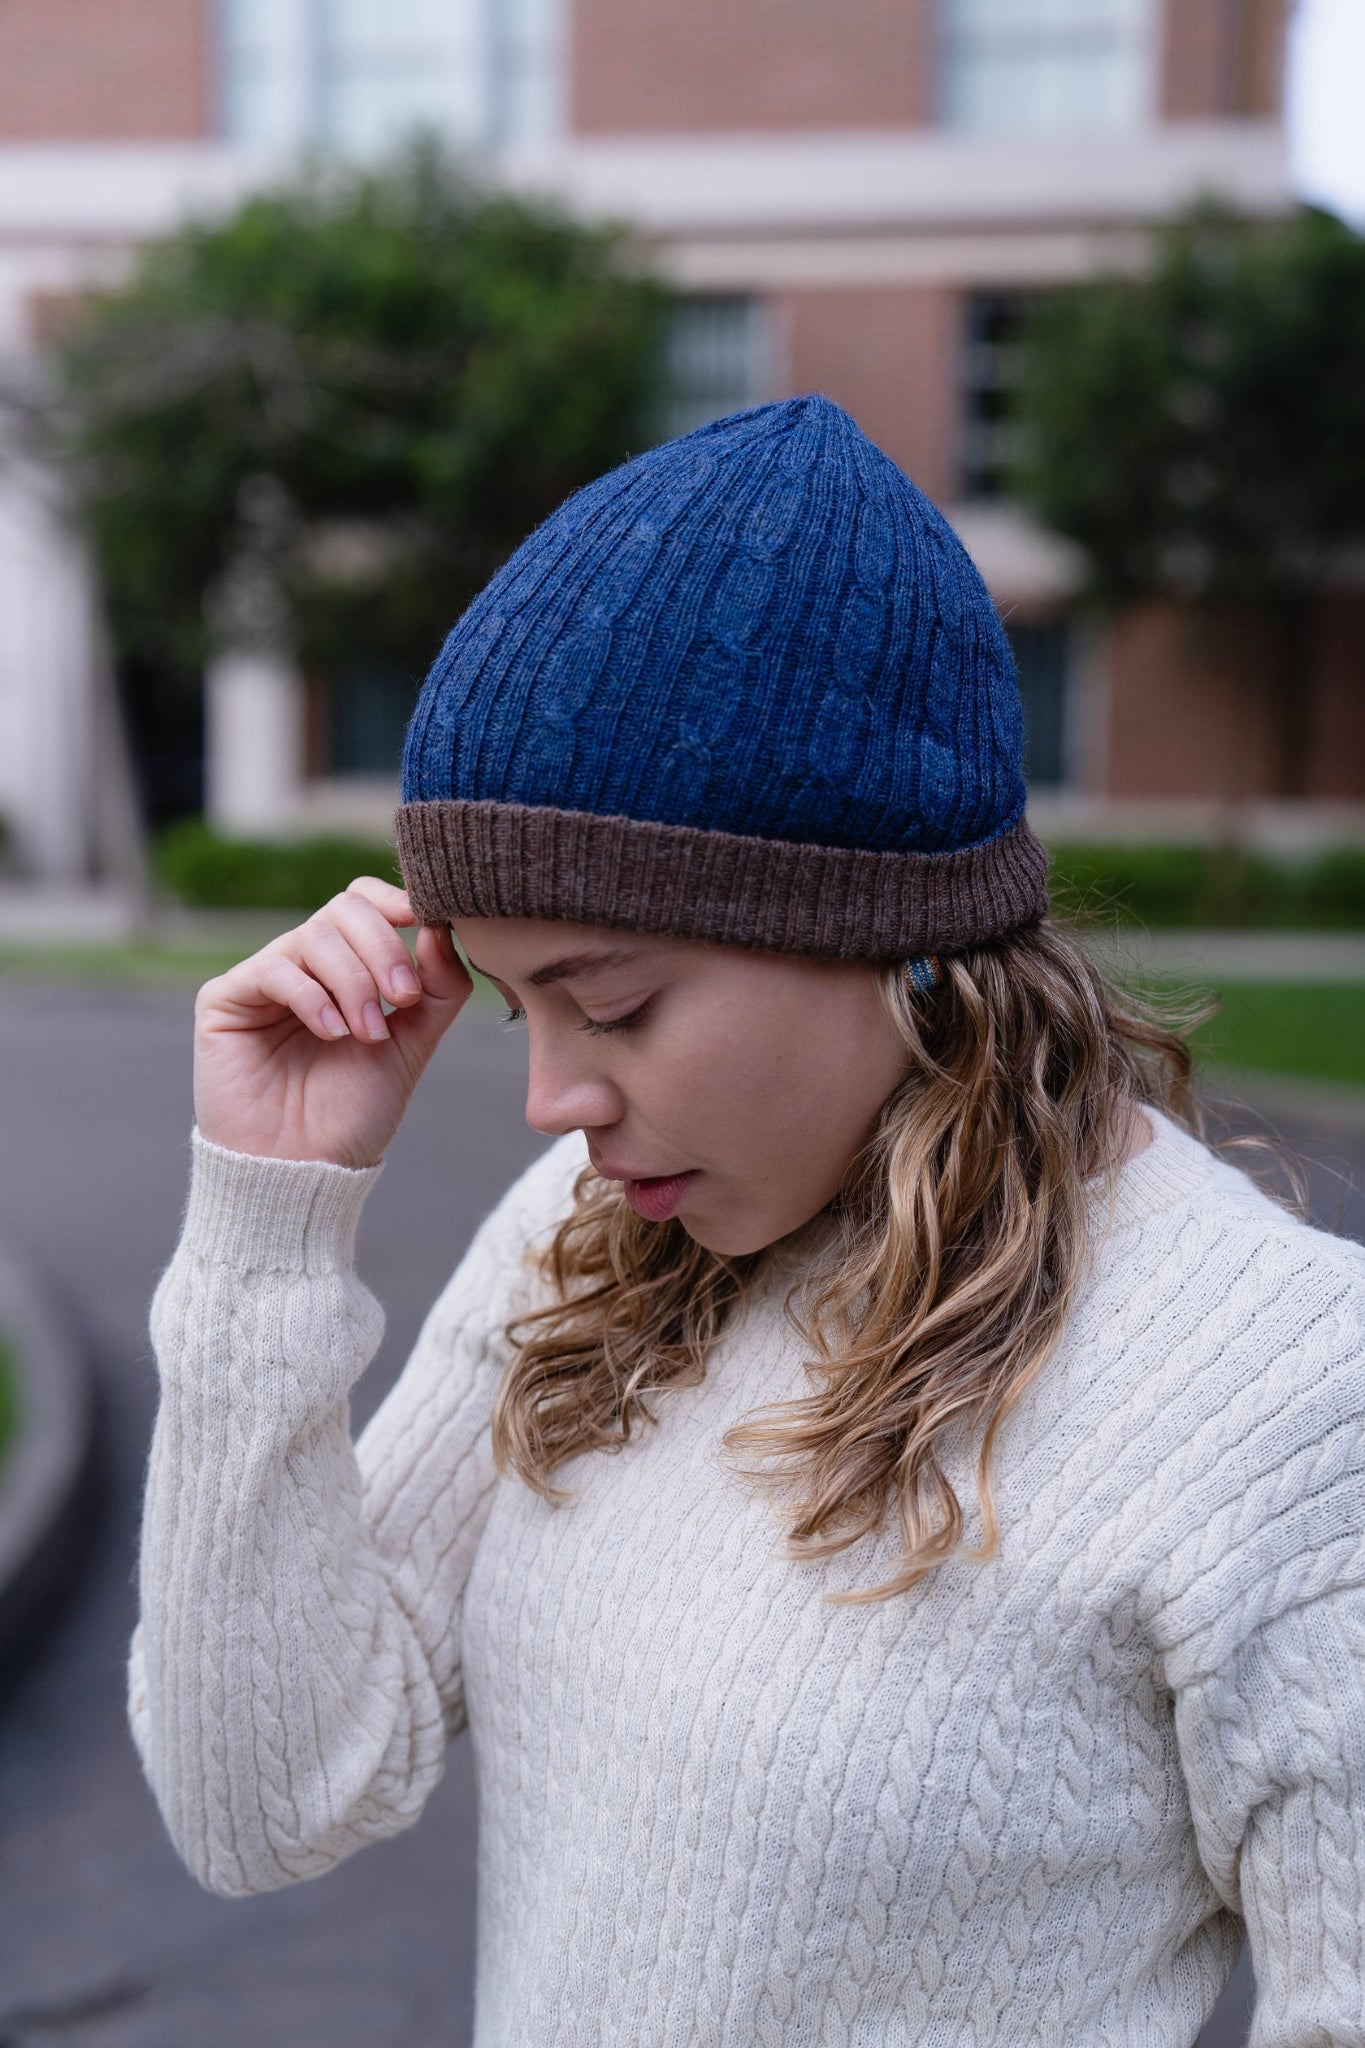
[661, 299, 768, 439]
[221, 0, 567, 153]
[221, 0, 313, 148]
[1008, 622, 1071, 788]
[317, 0, 484, 153]
[961, 288, 1034, 500]
[943, 0, 1151, 134]
[489, 0, 564, 144]
[328, 666, 420, 776]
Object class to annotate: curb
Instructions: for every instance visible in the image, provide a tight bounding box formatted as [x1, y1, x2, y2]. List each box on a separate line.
[1201, 1066, 1365, 1144]
[1077, 927, 1365, 985]
[0, 1235, 96, 1675]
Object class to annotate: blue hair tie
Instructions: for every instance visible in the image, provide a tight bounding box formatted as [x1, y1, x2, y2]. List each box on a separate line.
[903, 954, 943, 995]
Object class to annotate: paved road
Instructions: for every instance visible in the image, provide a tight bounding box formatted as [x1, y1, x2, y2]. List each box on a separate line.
[0, 977, 1360, 2048]
[0, 980, 545, 2048]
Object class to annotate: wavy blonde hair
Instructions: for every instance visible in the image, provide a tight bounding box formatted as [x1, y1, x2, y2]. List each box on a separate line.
[491, 916, 1201, 1600]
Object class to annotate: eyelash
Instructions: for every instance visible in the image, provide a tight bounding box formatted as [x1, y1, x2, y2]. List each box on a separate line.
[578, 1000, 652, 1037]
[499, 1001, 652, 1036]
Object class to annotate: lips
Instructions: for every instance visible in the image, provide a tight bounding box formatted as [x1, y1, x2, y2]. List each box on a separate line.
[620, 1171, 700, 1223]
[590, 1154, 700, 1223]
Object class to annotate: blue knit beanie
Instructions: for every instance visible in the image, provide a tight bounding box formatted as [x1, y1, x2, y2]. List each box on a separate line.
[396, 394, 1048, 958]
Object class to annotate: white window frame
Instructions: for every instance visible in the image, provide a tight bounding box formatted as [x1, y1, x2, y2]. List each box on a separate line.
[661, 297, 771, 442]
[219, 0, 564, 154]
[940, 0, 1159, 137]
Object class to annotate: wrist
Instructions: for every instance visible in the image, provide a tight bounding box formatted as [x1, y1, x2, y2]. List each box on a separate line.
[183, 1127, 385, 1272]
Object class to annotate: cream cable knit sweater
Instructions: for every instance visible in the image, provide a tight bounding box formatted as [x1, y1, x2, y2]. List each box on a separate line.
[130, 1111, 1365, 2046]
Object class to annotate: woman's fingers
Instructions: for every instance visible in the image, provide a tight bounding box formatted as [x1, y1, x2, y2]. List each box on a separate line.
[411, 917, 473, 1003]
[342, 874, 417, 924]
[393, 922, 474, 1039]
[308, 890, 434, 1024]
[325, 886, 471, 1013]
[253, 952, 353, 1040]
[199, 878, 469, 1057]
[192, 878, 468, 1167]
[275, 917, 383, 1041]
[264, 893, 469, 1050]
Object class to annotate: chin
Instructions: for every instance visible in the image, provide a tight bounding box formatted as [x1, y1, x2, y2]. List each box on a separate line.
[680, 1211, 788, 1259]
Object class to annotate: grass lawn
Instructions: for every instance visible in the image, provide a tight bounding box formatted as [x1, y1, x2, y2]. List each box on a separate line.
[1182, 982, 1365, 1091]
[0, 1335, 17, 1473]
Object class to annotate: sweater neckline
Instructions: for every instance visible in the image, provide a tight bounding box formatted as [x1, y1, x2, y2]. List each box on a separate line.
[1101, 1105, 1213, 1237]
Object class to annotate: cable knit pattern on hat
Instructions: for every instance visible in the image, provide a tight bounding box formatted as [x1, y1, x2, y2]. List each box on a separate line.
[403, 396, 1023, 852]
[394, 396, 1050, 956]
[130, 1115, 1365, 2045]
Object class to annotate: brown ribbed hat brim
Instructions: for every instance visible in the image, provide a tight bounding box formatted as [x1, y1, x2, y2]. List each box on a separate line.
[394, 800, 1049, 960]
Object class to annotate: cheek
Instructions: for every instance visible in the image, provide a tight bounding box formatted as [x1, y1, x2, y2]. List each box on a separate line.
[646, 1001, 866, 1166]
[650, 1018, 775, 1137]
[622, 1006, 782, 1158]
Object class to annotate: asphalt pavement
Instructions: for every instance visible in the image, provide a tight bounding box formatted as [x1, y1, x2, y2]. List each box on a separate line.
[0, 979, 545, 2048]
[0, 974, 1360, 2048]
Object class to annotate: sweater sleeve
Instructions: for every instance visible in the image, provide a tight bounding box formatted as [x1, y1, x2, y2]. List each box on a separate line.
[1156, 1270, 1365, 2044]
[1175, 1588, 1365, 2044]
[128, 1126, 580, 1899]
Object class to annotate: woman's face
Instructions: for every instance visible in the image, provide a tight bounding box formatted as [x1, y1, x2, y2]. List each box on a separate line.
[452, 917, 912, 1256]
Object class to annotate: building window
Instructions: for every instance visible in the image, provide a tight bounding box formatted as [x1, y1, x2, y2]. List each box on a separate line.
[327, 664, 420, 776]
[941, 0, 1153, 135]
[661, 298, 769, 441]
[221, 0, 560, 154]
[1008, 621, 1071, 788]
[961, 288, 1033, 501]
[488, 0, 565, 145]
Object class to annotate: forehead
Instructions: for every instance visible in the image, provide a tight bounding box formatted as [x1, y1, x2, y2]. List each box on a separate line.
[451, 916, 681, 985]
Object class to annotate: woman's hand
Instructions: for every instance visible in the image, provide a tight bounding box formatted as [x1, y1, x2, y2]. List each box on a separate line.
[193, 877, 473, 1168]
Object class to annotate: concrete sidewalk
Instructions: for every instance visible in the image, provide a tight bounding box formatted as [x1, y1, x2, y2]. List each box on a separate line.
[0, 886, 299, 954]
[0, 885, 152, 944]
[1079, 925, 1365, 983]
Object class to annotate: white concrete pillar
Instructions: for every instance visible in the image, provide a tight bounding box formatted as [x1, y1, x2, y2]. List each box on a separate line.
[0, 447, 99, 880]
[204, 646, 306, 836]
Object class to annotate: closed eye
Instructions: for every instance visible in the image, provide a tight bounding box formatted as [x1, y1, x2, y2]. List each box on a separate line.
[578, 998, 654, 1037]
[501, 1006, 526, 1026]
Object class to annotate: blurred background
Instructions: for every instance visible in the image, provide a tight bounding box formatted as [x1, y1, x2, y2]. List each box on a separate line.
[0, 2, 1362, 2045]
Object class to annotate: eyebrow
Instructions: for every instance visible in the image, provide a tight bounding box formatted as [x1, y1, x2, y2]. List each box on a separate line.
[466, 946, 645, 990]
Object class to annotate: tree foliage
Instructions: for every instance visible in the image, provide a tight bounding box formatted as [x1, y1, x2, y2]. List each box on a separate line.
[1010, 204, 1365, 610]
[54, 145, 667, 679]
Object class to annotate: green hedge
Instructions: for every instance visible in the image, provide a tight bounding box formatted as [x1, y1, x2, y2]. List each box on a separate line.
[155, 819, 401, 911]
[0, 1335, 17, 1470]
[156, 820, 1365, 929]
[1047, 843, 1365, 930]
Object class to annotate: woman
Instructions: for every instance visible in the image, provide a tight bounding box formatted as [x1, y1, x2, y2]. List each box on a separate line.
[131, 396, 1365, 2043]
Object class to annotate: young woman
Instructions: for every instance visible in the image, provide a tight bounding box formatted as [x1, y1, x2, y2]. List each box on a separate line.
[131, 397, 1365, 2044]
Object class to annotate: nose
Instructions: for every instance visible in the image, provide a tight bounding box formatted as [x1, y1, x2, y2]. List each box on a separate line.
[523, 1027, 624, 1139]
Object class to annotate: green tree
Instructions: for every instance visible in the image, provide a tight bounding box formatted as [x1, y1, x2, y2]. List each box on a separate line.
[54, 144, 667, 686]
[1010, 205, 1365, 794]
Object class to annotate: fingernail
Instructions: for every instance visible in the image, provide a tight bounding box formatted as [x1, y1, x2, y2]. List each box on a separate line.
[363, 1001, 389, 1040]
[321, 1003, 349, 1038]
[390, 963, 420, 998]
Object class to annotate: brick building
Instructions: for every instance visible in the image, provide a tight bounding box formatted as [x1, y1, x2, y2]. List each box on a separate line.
[0, 0, 1360, 881]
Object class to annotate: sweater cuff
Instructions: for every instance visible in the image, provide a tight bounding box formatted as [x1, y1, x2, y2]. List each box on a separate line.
[181, 1127, 384, 1274]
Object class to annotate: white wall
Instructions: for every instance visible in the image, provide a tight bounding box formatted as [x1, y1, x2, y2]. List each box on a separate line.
[0, 451, 98, 877]
[204, 647, 306, 836]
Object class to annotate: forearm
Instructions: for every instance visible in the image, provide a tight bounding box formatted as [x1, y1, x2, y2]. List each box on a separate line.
[130, 1132, 448, 1897]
